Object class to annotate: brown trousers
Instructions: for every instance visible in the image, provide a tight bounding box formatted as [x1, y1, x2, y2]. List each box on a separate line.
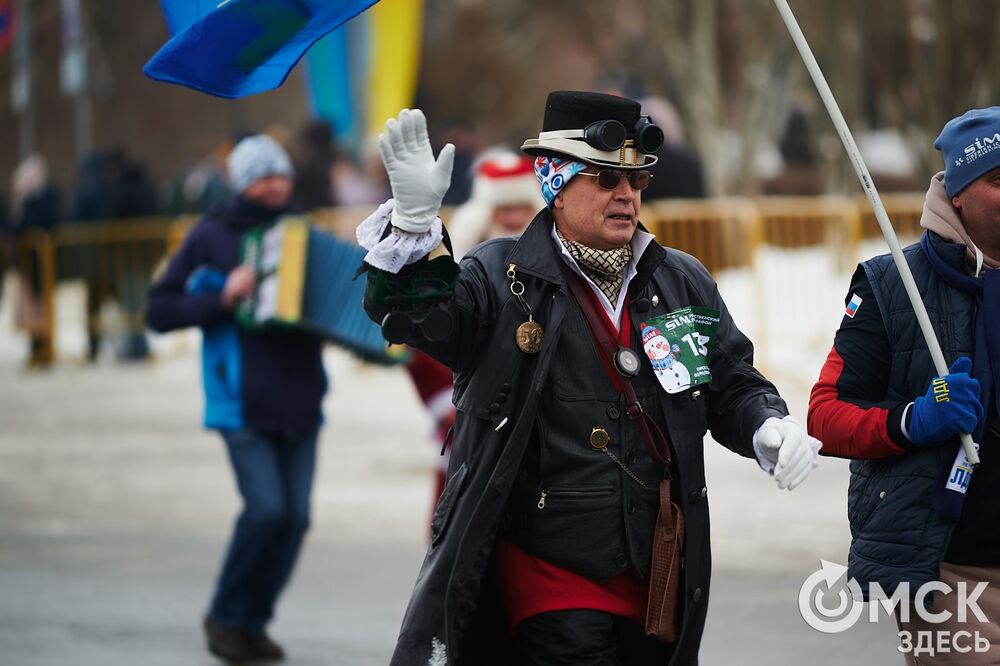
[896, 562, 1000, 665]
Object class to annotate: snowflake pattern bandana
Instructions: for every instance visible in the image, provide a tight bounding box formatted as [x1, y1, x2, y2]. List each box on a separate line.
[534, 156, 587, 208]
[556, 228, 633, 303]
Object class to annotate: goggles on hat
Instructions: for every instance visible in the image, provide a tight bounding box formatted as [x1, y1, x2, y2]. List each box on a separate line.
[541, 115, 665, 155]
[576, 168, 654, 191]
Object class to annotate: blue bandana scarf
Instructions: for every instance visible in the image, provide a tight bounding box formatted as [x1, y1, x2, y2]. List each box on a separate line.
[533, 156, 586, 208]
[921, 231, 998, 521]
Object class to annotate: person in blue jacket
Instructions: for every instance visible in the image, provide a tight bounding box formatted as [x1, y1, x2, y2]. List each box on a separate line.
[147, 134, 327, 663]
[810, 107, 1000, 663]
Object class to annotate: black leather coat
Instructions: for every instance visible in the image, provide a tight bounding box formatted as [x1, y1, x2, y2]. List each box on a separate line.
[365, 209, 788, 666]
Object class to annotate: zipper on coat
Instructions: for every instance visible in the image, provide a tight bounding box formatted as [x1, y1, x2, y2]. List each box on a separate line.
[537, 486, 614, 510]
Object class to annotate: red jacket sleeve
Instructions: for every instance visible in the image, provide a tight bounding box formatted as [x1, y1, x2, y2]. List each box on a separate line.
[808, 267, 912, 459]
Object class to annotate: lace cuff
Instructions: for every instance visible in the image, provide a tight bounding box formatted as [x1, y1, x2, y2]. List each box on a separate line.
[356, 199, 444, 274]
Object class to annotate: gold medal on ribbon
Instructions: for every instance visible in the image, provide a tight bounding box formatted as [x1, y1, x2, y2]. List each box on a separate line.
[516, 317, 544, 354]
[590, 426, 610, 450]
[508, 264, 543, 354]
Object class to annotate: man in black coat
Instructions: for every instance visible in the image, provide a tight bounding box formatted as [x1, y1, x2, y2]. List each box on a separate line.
[359, 92, 821, 665]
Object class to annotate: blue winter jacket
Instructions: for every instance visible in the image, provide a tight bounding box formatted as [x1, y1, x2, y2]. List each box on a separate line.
[810, 232, 975, 598]
[146, 197, 326, 435]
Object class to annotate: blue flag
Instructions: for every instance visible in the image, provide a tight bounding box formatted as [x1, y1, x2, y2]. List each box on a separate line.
[145, 0, 380, 99]
[305, 26, 358, 141]
[157, 0, 218, 35]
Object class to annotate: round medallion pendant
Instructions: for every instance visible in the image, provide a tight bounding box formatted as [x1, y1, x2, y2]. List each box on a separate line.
[590, 427, 610, 450]
[515, 320, 544, 354]
[614, 347, 642, 377]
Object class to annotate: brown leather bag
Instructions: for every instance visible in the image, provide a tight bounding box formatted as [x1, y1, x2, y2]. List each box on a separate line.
[645, 479, 685, 642]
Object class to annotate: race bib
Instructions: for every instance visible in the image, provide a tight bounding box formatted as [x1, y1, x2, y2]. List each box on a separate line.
[945, 441, 979, 495]
[641, 307, 721, 394]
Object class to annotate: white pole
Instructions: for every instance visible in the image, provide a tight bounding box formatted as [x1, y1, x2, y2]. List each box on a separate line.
[773, 0, 979, 465]
[13, 0, 34, 160]
[61, 0, 93, 163]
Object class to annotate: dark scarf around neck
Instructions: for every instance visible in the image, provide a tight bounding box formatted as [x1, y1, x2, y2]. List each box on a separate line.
[921, 231, 998, 438]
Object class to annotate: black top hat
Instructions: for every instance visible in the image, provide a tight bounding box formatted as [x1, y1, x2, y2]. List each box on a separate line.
[522, 91, 661, 169]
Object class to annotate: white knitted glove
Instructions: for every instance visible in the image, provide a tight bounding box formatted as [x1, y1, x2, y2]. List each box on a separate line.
[752, 415, 822, 490]
[378, 108, 455, 233]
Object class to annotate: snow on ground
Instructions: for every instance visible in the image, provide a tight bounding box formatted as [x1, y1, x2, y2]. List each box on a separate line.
[0, 239, 919, 664]
[0, 236, 913, 568]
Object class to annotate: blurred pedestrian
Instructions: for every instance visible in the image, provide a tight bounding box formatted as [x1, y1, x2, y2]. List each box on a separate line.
[0, 190, 10, 311]
[448, 150, 544, 258]
[332, 136, 392, 206]
[147, 134, 327, 663]
[292, 119, 337, 211]
[107, 150, 158, 361]
[10, 154, 61, 367]
[809, 106, 1000, 664]
[71, 148, 157, 362]
[759, 105, 825, 195]
[638, 97, 707, 200]
[438, 121, 485, 206]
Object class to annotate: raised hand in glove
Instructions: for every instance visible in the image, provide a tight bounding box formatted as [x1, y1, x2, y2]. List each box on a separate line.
[753, 415, 822, 490]
[378, 108, 455, 233]
[907, 357, 983, 446]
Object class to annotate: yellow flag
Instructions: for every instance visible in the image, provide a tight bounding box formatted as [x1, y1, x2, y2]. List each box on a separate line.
[367, 0, 423, 134]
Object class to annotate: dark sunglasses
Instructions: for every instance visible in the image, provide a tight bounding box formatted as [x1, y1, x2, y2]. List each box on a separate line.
[577, 169, 653, 191]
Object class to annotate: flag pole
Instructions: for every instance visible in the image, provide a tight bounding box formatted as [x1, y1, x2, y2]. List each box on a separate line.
[773, 0, 979, 465]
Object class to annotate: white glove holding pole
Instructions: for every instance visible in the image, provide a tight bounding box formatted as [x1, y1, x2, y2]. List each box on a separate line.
[753, 415, 821, 490]
[378, 108, 455, 233]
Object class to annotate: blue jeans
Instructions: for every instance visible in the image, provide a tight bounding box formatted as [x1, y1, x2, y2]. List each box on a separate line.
[208, 428, 318, 632]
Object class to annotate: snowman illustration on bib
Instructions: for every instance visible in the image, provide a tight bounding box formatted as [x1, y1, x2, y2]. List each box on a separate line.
[642, 325, 691, 394]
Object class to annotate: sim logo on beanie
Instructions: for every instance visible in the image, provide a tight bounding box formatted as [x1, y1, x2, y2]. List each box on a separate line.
[933, 107, 1000, 197]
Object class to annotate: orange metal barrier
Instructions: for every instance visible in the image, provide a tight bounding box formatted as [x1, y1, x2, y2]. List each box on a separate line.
[9, 194, 929, 366]
[645, 198, 760, 274]
[753, 195, 862, 271]
[855, 192, 926, 241]
[14, 229, 57, 367]
[53, 217, 175, 342]
[10, 217, 176, 365]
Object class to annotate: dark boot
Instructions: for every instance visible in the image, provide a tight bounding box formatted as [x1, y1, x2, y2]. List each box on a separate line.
[245, 631, 286, 661]
[203, 616, 256, 662]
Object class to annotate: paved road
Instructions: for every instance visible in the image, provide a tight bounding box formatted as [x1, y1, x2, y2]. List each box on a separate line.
[0, 344, 903, 665]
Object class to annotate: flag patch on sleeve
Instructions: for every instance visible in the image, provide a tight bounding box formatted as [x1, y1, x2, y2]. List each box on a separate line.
[845, 293, 863, 318]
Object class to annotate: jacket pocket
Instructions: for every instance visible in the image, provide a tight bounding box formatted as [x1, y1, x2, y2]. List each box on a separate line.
[431, 462, 468, 546]
[535, 485, 615, 510]
[851, 471, 935, 567]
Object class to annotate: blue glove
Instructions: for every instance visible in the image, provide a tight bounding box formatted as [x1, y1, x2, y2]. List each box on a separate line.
[185, 266, 227, 294]
[908, 357, 984, 446]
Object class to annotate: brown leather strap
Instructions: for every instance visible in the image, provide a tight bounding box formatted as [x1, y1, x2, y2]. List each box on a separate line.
[559, 264, 672, 466]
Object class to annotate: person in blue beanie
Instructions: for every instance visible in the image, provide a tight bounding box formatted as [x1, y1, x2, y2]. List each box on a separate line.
[810, 107, 1000, 663]
[147, 134, 327, 663]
